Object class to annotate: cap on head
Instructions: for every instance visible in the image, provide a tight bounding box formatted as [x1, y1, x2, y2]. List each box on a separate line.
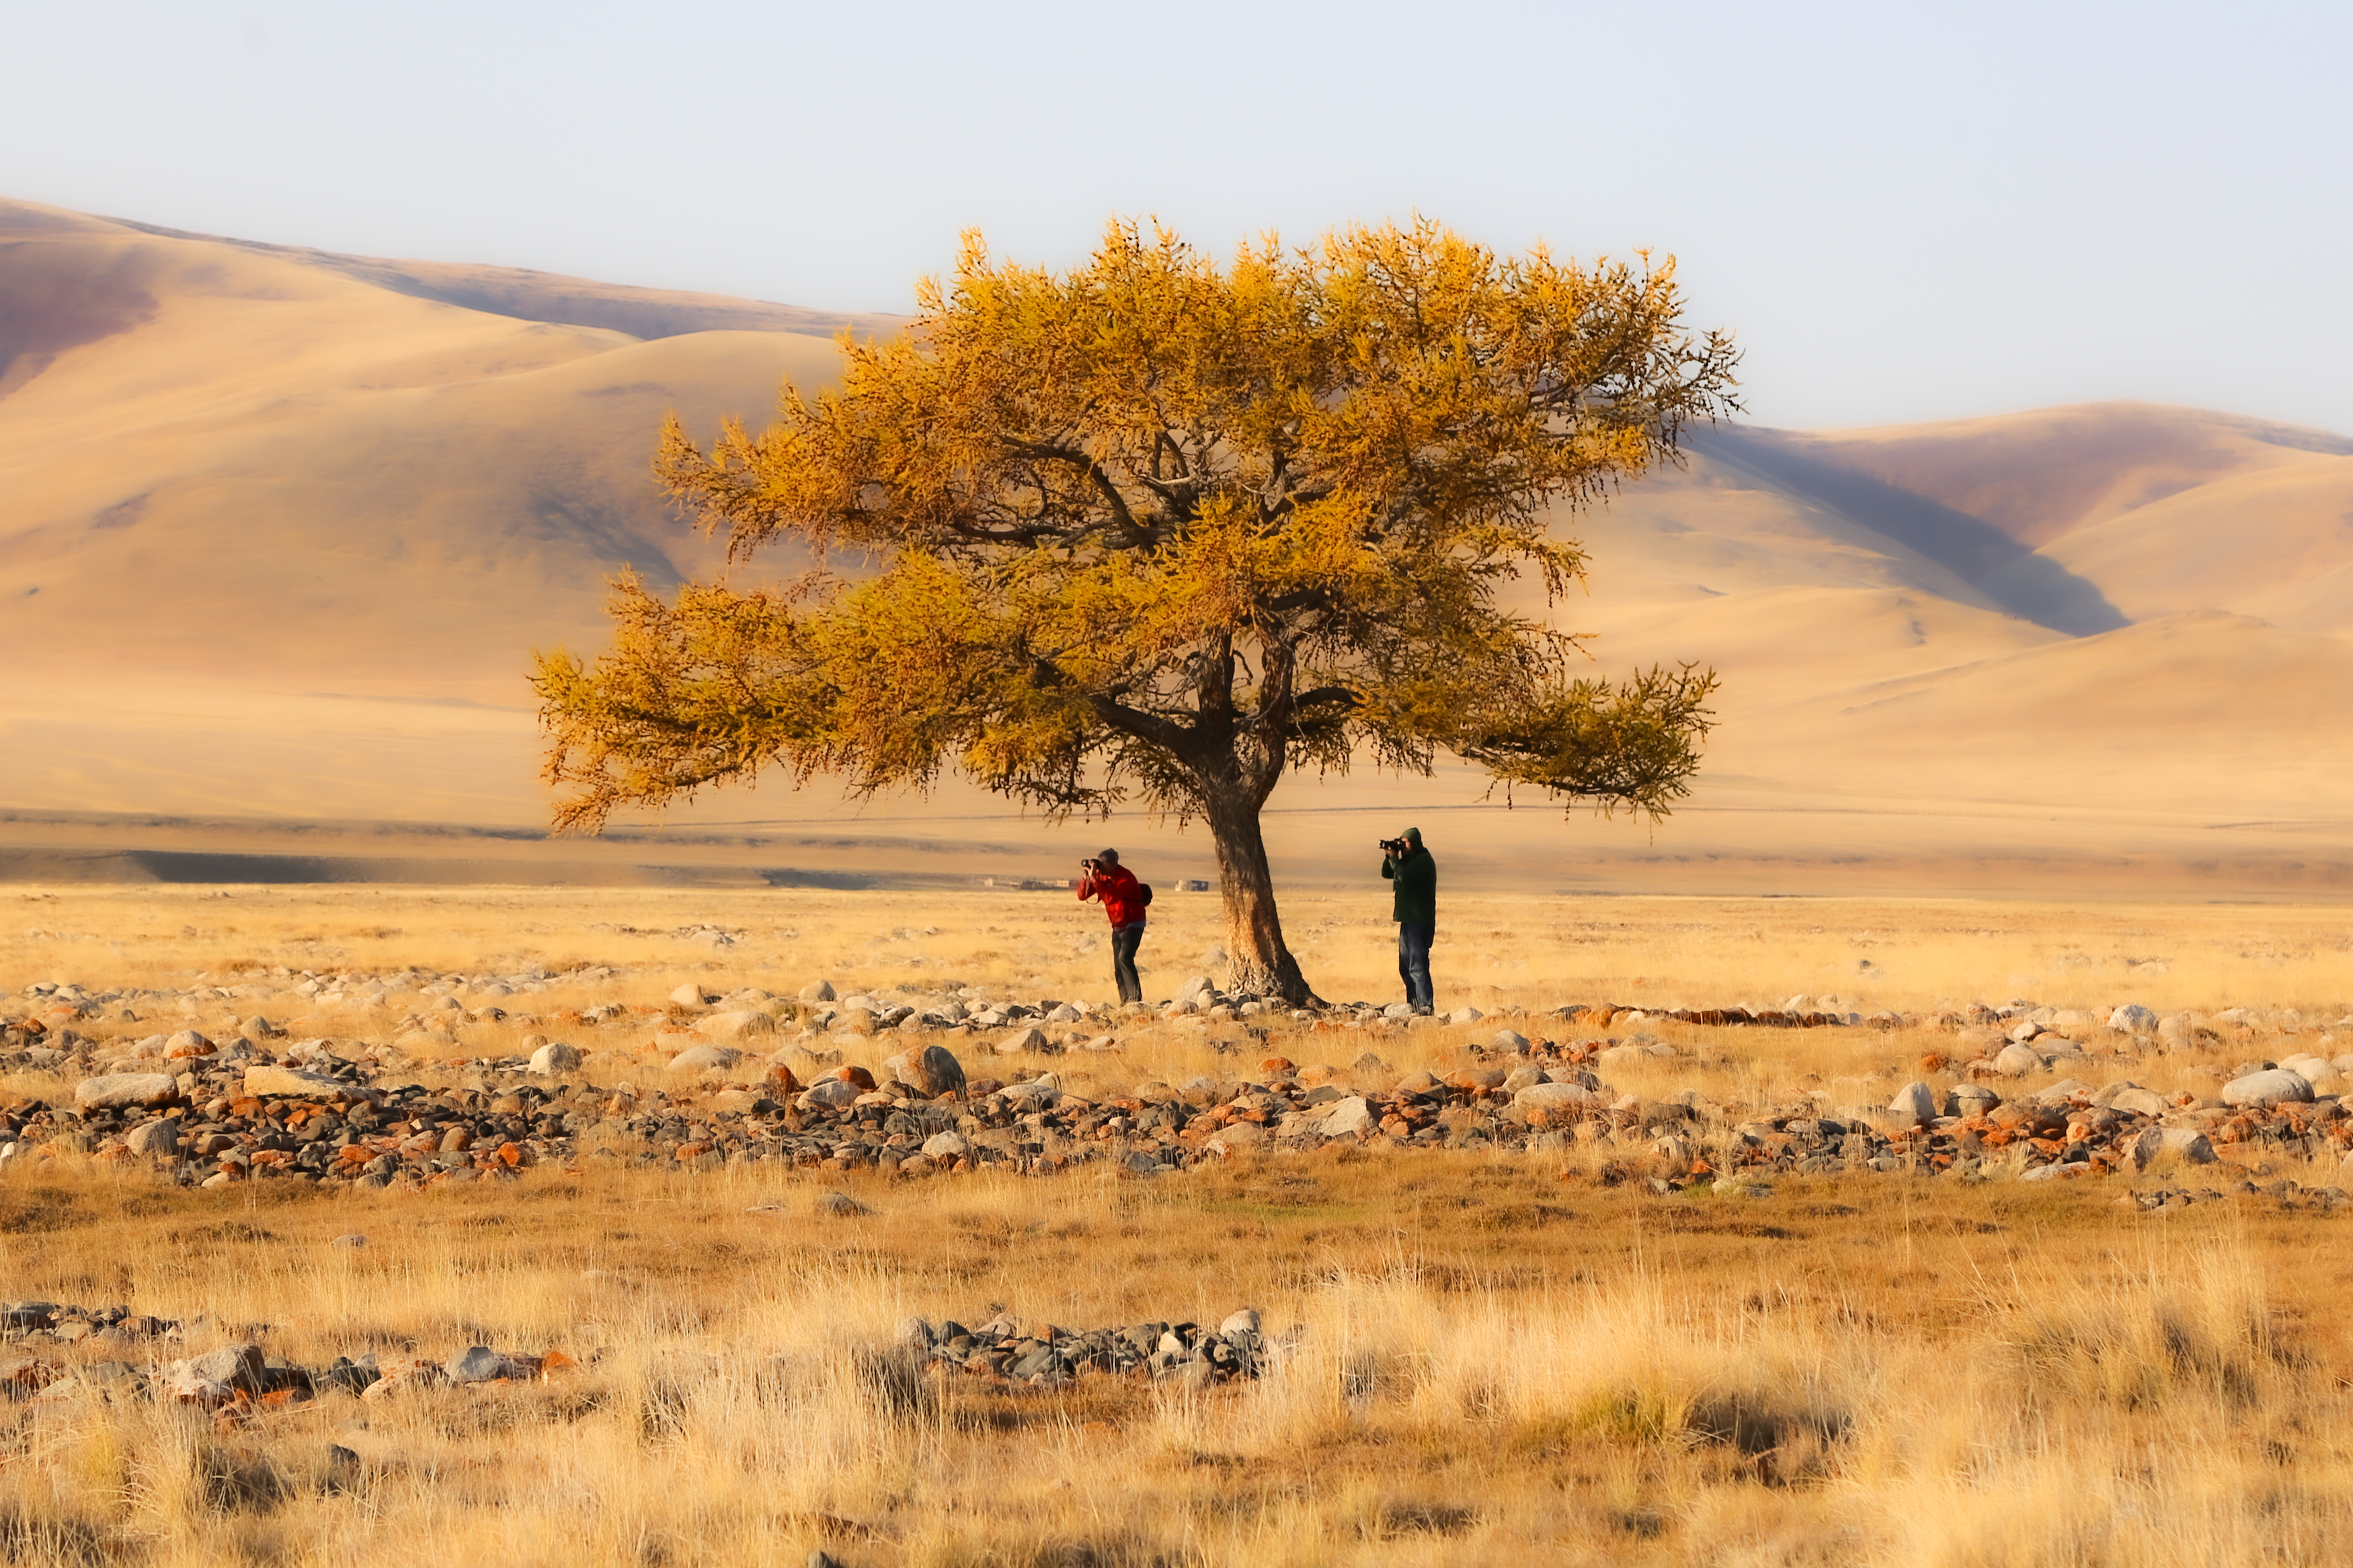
[1404, 827, 1423, 847]
[1098, 848, 1120, 866]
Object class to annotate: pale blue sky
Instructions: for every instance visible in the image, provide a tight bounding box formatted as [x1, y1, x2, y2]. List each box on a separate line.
[5, 0, 2347, 432]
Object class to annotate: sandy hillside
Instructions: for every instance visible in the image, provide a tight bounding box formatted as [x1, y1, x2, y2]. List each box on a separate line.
[3, 197, 2350, 894]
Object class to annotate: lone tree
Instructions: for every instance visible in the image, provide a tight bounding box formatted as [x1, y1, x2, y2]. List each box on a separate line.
[534, 219, 1738, 1003]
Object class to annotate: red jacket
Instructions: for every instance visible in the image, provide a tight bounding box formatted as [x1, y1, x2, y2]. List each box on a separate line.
[1079, 864, 1147, 927]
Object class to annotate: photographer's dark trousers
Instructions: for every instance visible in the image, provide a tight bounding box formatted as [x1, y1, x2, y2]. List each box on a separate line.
[1111, 922, 1146, 1004]
[1397, 923, 1434, 1014]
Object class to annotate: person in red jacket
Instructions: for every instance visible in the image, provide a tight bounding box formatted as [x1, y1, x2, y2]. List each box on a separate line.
[1077, 848, 1148, 1003]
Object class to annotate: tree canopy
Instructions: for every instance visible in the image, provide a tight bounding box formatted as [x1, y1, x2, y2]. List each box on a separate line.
[534, 218, 1739, 1001]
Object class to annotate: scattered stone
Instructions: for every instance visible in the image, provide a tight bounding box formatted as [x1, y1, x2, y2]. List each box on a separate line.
[73, 1073, 180, 1110]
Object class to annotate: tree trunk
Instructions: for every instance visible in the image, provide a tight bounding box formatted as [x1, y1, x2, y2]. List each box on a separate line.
[1196, 772, 1318, 1005]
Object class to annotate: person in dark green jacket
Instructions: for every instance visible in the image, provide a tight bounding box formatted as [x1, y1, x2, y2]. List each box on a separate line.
[1381, 826, 1437, 1015]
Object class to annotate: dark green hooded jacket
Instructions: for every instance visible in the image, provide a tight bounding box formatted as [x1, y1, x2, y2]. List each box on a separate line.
[1381, 827, 1436, 925]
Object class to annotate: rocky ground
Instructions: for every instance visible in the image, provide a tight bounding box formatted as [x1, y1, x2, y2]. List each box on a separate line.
[7, 970, 2353, 1207]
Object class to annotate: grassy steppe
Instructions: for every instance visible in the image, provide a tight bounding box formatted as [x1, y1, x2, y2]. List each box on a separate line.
[2, 886, 2350, 1565]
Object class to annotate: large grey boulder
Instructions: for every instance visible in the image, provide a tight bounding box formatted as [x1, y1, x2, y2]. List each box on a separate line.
[2108, 1087, 2170, 1118]
[73, 1073, 178, 1110]
[995, 1026, 1049, 1056]
[2108, 1003, 2159, 1034]
[1490, 1029, 1530, 1053]
[241, 1065, 374, 1104]
[1886, 1081, 1940, 1125]
[1513, 1081, 1596, 1111]
[528, 1040, 584, 1075]
[799, 980, 837, 1003]
[1318, 1096, 1375, 1137]
[2222, 1068, 2313, 1108]
[669, 983, 715, 1008]
[666, 1044, 742, 1072]
[124, 1119, 180, 1156]
[920, 1130, 970, 1160]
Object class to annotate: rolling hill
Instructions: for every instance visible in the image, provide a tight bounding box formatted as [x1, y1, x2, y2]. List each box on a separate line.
[4, 196, 2350, 895]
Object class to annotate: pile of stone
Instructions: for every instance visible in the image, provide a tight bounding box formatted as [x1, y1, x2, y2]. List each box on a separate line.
[1684, 1066, 2352, 1194]
[1, 1042, 591, 1190]
[10, 970, 2353, 1196]
[1, 1303, 571, 1419]
[891, 1307, 1267, 1389]
[8, 1026, 2352, 1198]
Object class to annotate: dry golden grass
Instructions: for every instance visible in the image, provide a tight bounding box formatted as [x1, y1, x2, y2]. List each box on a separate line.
[3, 884, 2352, 1564]
[12, 883, 2353, 1016]
[1, 1157, 2350, 1566]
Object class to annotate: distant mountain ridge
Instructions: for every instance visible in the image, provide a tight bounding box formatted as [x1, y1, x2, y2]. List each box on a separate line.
[3, 194, 2350, 896]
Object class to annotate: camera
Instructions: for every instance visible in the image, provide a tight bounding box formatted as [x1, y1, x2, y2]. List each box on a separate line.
[1080, 858, 1102, 872]
[1378, 837, 1408, 856]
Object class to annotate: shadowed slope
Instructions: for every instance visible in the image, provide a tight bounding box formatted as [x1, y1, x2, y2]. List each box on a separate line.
[1693, 426, 2130, 634]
